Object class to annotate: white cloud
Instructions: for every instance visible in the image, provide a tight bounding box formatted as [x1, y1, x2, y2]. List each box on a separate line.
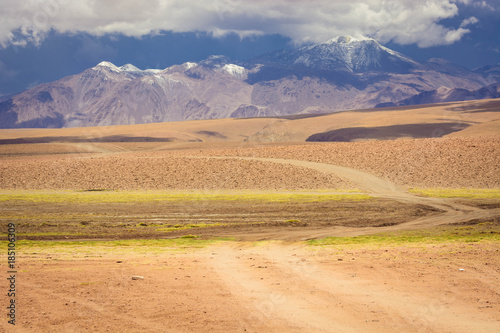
[460, 16, 479, 27]
[0, 0, 482, 48]
[473, 0, 497, 10]
[444, 27, 471, 43]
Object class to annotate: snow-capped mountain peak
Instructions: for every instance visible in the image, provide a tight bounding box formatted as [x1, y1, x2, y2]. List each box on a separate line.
[183, 62, 198, 70]
[93, 62, 163, 77]
[250, 35, 420, 73]
[95, 61, 121, 72]
[120, 63, 141, 72]
[222, 64, 247, 78]
[324, 35, 373, 44]
[1, 35, 496, 130]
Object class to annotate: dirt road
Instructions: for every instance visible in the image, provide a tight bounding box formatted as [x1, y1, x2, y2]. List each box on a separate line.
[8, 241, 499, 332]
[200, 156, 500, 239]
[211, 242, 500, 333]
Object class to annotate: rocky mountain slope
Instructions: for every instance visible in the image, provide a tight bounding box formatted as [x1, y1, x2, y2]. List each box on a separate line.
[382, 83, 500, 107]
[0, 36, 497, 128]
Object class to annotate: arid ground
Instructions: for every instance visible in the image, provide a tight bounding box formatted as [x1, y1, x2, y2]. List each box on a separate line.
[1, 100, 500, 332]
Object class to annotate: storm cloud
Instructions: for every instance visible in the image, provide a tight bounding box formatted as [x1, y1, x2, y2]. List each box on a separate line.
[0, 0, 494, 48]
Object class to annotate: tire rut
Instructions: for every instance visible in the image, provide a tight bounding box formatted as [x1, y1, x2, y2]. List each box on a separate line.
[211, 243, 500, 333]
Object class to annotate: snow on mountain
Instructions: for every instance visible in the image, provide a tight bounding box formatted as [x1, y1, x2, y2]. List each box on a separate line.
[94, 62, 162, 76]
[94, 61, 121, 73]
[199, 55, 232, 68]
[119, 63, 141, 72]
[183, 62, 197, 70]
[1, 35, 498, 129]
[222, 64, 247, 78]
[325, 35, 371, 44]
[250, 35, 420, 73]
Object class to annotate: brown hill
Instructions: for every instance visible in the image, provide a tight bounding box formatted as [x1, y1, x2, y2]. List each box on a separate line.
[0, 98, 498, 144]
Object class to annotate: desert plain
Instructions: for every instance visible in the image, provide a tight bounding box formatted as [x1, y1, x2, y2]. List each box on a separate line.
[1, 99, 500, 332]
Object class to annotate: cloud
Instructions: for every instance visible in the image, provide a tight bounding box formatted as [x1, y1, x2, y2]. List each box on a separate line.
[460, 16, 479, 27]
[472, 0, 497, 10]
[0, 0, 483, 48]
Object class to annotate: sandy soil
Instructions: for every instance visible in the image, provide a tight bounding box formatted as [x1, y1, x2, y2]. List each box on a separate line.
[4, 241, 499, 332]
[1, 130, 499, 331]
[0, 136, 498, 190]
[0, 154, 350, 190]
[184, 136, 500, 188]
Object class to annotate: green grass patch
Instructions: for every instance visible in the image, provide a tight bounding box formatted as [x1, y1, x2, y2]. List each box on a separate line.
[307, 222, 500, 247]
[16, 232, 86, 237]
[155, 222, 224, 232]
[0, 190, 372, 203]
[1, 237, 234, 256]
[409, 188, 500, 199]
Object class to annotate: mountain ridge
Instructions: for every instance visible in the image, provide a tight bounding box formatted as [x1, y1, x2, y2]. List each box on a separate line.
[0, 35, 498, 129]
[249, 35, 420, 73]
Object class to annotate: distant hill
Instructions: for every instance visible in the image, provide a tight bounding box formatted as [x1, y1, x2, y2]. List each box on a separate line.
[1, 98, 498, 144]
[377, 83, 500, 107]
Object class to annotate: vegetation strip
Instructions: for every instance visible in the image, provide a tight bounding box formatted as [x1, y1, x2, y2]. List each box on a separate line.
[409, 188, 500, 199]
[2, 222, 499, 257]
[0, 190, 371, 203]
[0, 237, 234, 256]
[308, 223, 500, 247]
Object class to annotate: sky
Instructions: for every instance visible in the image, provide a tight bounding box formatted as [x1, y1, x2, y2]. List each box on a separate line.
[0, 0, 499, 97]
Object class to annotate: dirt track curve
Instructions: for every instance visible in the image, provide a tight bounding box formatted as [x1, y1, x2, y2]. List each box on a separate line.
[200, 156, 500, 240]
[205, 156, 500, 332]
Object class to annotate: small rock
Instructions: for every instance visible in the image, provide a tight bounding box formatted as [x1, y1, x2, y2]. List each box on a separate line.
[116, 261, 123, 263]
[131, 276, 144, 280]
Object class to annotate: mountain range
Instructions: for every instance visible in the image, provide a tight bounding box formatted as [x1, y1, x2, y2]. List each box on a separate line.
[0, 35, 499, 128]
